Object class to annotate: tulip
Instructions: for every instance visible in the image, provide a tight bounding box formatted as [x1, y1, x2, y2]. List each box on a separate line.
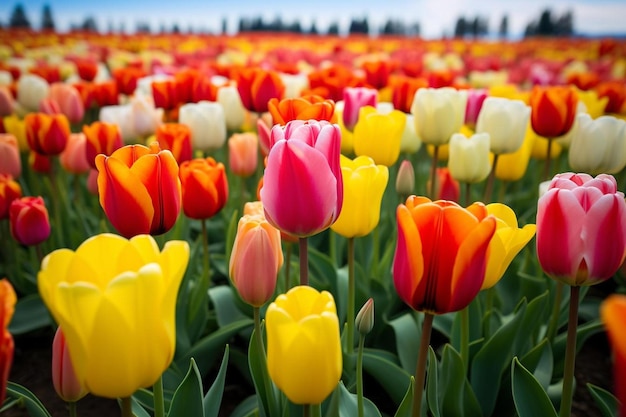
[261, 120, 343, 237]
[52, 327, 88, 402]
[464, 88, 488, 130]
[25, 112, 70, 156]
[83, 121, 124, 169]
[229, 212, 283, 307]
[3, 115, 28, 152]
[279, 73, 309, 99]
[257, 116, 272, 157]
[353, 106, 405, 167]
[568, 114, 626, 175]
[0, 86, 15, 117]
[411, 87, 468, 146]
[0, 134, 21, 179]
[536, 172, 626, 286]
[179, 101, 226, 153]
[179, 157, 229, 220]
[75, 59, 98, 82]
[235, 67, 285, 113]
[228, 132, 258, 178]
[112, 67, 146, 96]
[268, 95, 335, 126]
[428, 167, 460, 202]
[95, 143, 181, 238]
[266, 286, 342, 404]
[393, 196, 496, 314]
[399, 114, 422, 154]
[575, 88, 608, 119]
[495, 127, 536, 182]
[342, 87, 377, 131]
[389, 75, 428, 114]
[0, 174, 21, 220]
[151, 79, 179, 110]
[47, 83, 85, 124]
[0, 279, 16, 406]
[529, 85, 578, 139]
[129, 95, 164, 139]
[155, 123, 193, 164]
[595, 81, 626, 115]
[60, 133, 90, 175]
[600, 294, 626, 417]
[216, 84, 247, 132]
[448, 132, 491, 184]
[475, 97, 530, 155]
[331, 155, 389, 238]
[38, 233, 189, 398]
[396, 159, 415, 199]
[92, 80, 119, 107]
[355, 298, 375, 336]
[17, 73, 49, 112]
[98, 104, 136, 143]
[29, 151, 52, 174]
[9, 196, 51, 246]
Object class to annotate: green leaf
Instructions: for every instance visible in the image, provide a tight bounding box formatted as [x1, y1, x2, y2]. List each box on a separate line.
[9, 294, 53, 335]
[335, 381, 382, 417]
[388, 311, 421, 373]
[130, 396, 153, 417]
[426, 347, 440, 417]
[5, 382, 52, 417]
[308, 246, 338, 289]
[168, 358, 204, 417]
[248, 326, 279, 417]
[587, 383, 619, 417]
[362, 349, 411, 405]
[204, 345, 230, 417]
[511, 357, 558, 417]
[519, 339, 553, 390]
[438, 345, 482, 417]
[552, 320, 604, 377]
[394, 376, 415, 417]
[229, 395, 259, 417]
[225, 208, 239, 267]
[208, 285, 251, 328]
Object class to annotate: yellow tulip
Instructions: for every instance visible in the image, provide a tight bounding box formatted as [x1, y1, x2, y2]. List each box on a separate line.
[38, 233, 189, 399]
[353, 106, 406, 166]
[266, 286, 342, 405]
[331, 155, 389, 238]
[480, 203, 536, 289]
[495, 125, 536, 182]
[3, 115, 28, 152]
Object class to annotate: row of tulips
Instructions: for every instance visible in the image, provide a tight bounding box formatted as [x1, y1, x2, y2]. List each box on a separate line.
[0, 29, 625, 417]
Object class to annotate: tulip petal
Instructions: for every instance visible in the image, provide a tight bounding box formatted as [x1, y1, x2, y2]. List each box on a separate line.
[393, 204, 424, 308]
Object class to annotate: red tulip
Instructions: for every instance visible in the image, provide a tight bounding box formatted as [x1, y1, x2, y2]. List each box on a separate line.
[155, 123, 193, 164]
[529, 86, 578, 138]
[25, 112, 70, 156]
[0, 174, 21, 220]
[52, 327, 88, 402]
[179, 157, 229, 220]
[9, 196, 51, 246]
[83, 121, 123, 169]
[235, 67, 285, 113]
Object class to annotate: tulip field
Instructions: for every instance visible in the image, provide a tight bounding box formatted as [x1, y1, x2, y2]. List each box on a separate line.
[1, 28, 626, 417]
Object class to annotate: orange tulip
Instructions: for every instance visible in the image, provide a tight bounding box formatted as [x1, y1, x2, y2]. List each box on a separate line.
[83, 121, 123, 169]
[75, 59, 98, 82]
[155, 123, 193, 164]
[92, 80, 119, 107]
[601, 294, 626, 417]
[268, 95, 335, 126]
[0, 174, 21, 220]
[152, 79, 179, 110]
[529, 85, 578, 138]
[235, 67, 285, 113]
[112, 67, 146, 96]
[596, 81, 626, 115]
[179, 157, 229, 220]
[389, 75, 428, 114]
[0, 279, 16, 406]
[95, 143, 181, 238]
[307, 64, 366, 102]
[361, 59, 395, 90]
[25, 112, 70, 156]
[60, 133, 90, 175]
[228, 132, 258, 178]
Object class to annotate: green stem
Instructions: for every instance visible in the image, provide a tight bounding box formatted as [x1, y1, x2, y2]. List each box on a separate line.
[347, 237, 355, 355]
[546, 281, 564, 342]
[464, 182, 471, 207]
[412, 313, 434, 417]
[559, 285, 580, 417]
[329, 230, 337, 267]
[429, 146, 439, 200]
[460, 306, 470, 374]
[372, 226, 380, 274]
[299, 237, 308, 286]
[357, 334, 366, 417]
[68, 401, 77, 417]
[483, 153, 499, 203]
[121, 397, 132, 417]
[543, 137, 553, 182]
[253, 307, 263, 350]
[311, 403, 322, 417]
[284, 242, 292, 292]
[201, 219, 211, 291]
[153, 375, 165, 417]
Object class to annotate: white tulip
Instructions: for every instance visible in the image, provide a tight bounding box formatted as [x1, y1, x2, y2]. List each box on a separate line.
[568, 114, 626, 175]
[17, 73, 49, 112]
[448, 133, 491, 184]
[400, 114, 422, 154]
[475, 97, 530, 155]
[411, 87, 467, 146]
[179, 101, 226, 152]
[217, 85, 246, 132]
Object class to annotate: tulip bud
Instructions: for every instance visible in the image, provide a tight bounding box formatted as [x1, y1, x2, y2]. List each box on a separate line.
[9, 196, 51, 246]
[395, 160, 415, 199]
[52, 327, 88, 403]
[228, 132, 258, 178]
[355, 298, 374, 335]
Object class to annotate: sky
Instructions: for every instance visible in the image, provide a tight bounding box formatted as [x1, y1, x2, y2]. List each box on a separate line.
[1, 0, 625, 38]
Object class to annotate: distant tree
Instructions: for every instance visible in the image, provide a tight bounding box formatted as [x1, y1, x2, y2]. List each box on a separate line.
[537, 9, 554, 36]
[408, 22, 421, 37]
[309, 21, 318, 35]
[327, 21, 339, 35]
[499, 15, 508, 38]
[41, 4, 54, 30]
[555, 10, 573, 35]
[454, 16, 467, 37]
[171, 23, 180, 33]
[9, 4, 31, 29]
[81, 16, 98, 32]
[221, 18, 227, 34]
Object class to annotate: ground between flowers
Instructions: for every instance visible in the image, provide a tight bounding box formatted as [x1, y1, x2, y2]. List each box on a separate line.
[5, 320, 613, 417]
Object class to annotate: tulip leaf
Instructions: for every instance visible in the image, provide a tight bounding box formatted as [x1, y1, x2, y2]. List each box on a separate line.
[5, 382, 52, 417]
[519, 338, 553, 390]
[308, 246, 337, 289]
[8, 294, 53, 335]
[168, 358, 205, 417]
[394, 376, 415, 417]
[438, 344, 482, 417]
[587, 383, 618, 417]
[362, 349, 411, 405]
[208, 285, 251, 328]
[335, 381, 382, 417]
[204, 345, 230, 417]
[511, 357, 558, 417]
[426, 347, 440, 417]
[552, 319, 603, 377]
[229, 395, 259, 417]
[389, 311, 421, 373]
[130, 396, 152, 417]
[248, 326, 280, 417]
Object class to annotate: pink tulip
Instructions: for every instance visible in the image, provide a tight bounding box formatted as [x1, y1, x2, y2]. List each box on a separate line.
[537, 172, 626, 286]
[342, 87, 377, 131]
[52, 327, 87, 403]
[464, 88, 488, 129]
[261, 120, 343, 237]
[47, 83, 85, 124]
[0, 87, 15, 117]
[0, 134, 21, 179]
[60, 133, 90, 175]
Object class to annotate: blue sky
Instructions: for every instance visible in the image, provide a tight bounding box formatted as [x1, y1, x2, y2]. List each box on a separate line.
[1, 0, 625, 38]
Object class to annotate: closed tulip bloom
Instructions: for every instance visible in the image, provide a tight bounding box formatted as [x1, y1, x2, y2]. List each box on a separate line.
[353, 106, 406, 166]
[537, 173, 626, 286]
[75, 59, 98, 82]
[389, 75, 428, 114]
[429, 167, 460, 202]
[471, 203, 536, 289]
[0, 134, 21, 179]
[38, 233, 189, 398]
[25, 113, 70, 156]
[399, 114, 422, 154]
[83, 121, 124, 169]
[229, 212, 283, 307]
[464, 88, 488, 129]
[60, 133, 90, 175]
[396, 159, 415, 198]
[155, 123, 193, 164]
[95, 143, 181, 238]
[331, 155, 389, 238]
[0, 86, 15, 117]
[29, 151, 52, 174]
[0, 279, 16, 406]
[342, 87, 377, 131]
[448, 132, 491, 184]
[266, 286, 342, 404]
[92, 80, 119, 107]
[17, 73, 49, 112]
[268, 95, 335, 126]
[3, 115, 28, 152]
[393, 196, 496, 313]
[475, 97, 530, 155]
[411, 87, 468, 146]
[235, 67, 286, 113]
[228, 132, 258, 178]
[179, 101, 226, 153]
[261, 120, 343, 237]
[151, 79, 179, 110]
[217, 84, 247, 132]
[10, 196, 51, 246]
[601, 294, 626, 417]
[0, 175, 21, 219]
[52, 327, 88, 403]
[47, 83, 85, 124]
[495, 127, 536, 182]
[179, 157, 229, 220]
[529, 85, 578, 138]
[568, 114, 626, 175]
[99, 104, 136, 143]
[130, 95, 164, 139]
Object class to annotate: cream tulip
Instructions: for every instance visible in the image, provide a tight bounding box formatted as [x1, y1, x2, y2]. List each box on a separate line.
[217, 84, 247, 132]
[411, 87, 467, 146]
[568, 114, 626, 175]
[17, 74, 49, 113]
[475, 97, 530, 155]
[448, 133, 491, 184]
[179, 101, 227, 153]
